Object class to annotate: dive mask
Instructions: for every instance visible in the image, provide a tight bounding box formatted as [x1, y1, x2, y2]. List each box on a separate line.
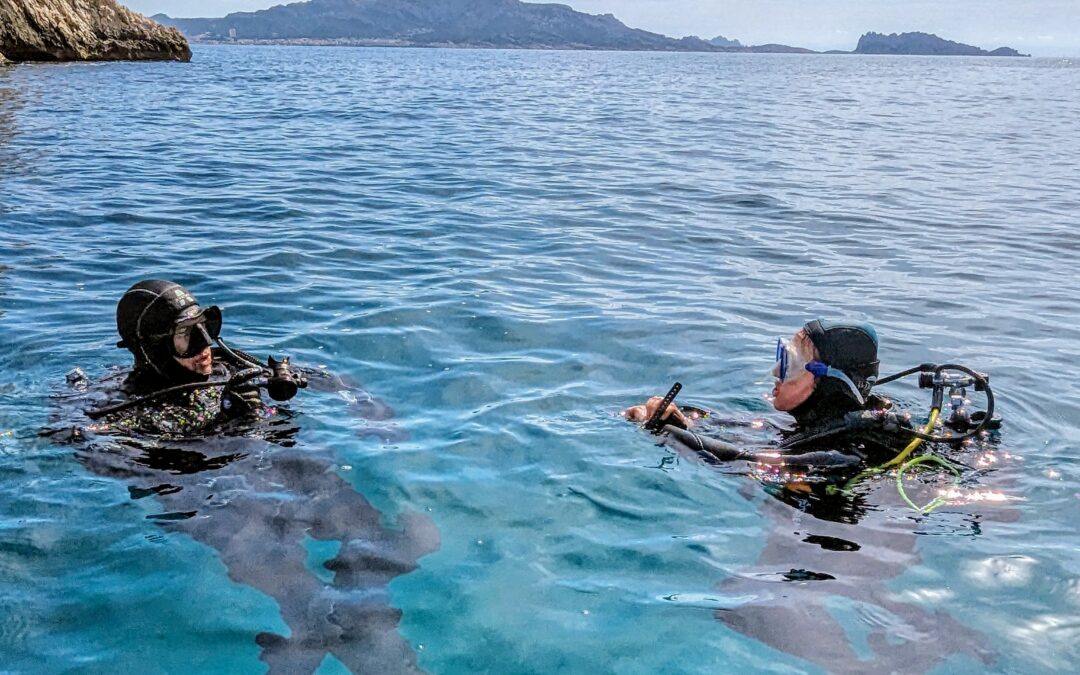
[170, 305, 222, 358]
[772, 337, 808, 382]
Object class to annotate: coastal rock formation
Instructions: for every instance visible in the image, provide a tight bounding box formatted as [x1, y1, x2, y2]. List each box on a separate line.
[707, 34, 742, 48]
[746, 43, 816, 54]
[854, 32, 1027, 57]
[0, 0, 191, 62]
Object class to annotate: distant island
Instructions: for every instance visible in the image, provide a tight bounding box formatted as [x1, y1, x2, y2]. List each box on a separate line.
[155, 0, 811, 53]
[0, 0, 189, 63]
[854, 32, 1028, 57]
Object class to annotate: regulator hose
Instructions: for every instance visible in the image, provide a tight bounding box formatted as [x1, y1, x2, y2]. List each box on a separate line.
[85, 367, 263, 420]
[873, 363, 994, 445]
[834, 363, 994, 504]
[834, 406, 941, 494]
[895, 453, 962, 514]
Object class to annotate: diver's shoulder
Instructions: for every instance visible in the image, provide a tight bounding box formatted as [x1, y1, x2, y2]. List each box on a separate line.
[781, 406, 913, 451]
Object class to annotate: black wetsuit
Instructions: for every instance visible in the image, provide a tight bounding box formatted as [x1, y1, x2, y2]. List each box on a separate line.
[90, 348, 267, 437]
[663, 391, 915, 475]
[53, 352, 434, 674]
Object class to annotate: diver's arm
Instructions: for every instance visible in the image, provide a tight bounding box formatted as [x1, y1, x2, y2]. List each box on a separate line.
[215, 343, 393, 420]
[758, 450, 862, 472]
[663, 425, 749, 460]
[662, 426, 862, 471]
[226, 383, 265, 415]
[298, 367, 395, 421]
[625, 397, 779, 433]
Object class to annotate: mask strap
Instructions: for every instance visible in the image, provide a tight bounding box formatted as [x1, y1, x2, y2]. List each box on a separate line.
[806, 361, 865, 405]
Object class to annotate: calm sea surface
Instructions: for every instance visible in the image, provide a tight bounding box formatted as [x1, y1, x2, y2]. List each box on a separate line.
[2, 46, 1079, 673]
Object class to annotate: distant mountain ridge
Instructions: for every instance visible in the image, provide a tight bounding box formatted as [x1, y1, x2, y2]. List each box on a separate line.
[158, 0, 712, 50]
[156, 0, 811, 52]
[154, 2, 1029, 57]
[854, 32, 1027, 56]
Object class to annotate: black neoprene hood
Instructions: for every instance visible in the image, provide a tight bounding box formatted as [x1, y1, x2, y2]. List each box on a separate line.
[115, 279, 221, 379]
[787, 320, 880, 426]
[803, 319, 880, 389]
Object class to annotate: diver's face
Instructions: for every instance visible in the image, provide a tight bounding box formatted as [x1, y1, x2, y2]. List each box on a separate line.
[171, 315, 215, 376]
[175, 347, 213, 376]
[772, 329, 816, 411]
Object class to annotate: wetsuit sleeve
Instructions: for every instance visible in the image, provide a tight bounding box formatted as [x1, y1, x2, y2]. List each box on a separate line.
[763, 450, 862, 472]
[662, 426, 862, 472]
[663, 426, 750, 461]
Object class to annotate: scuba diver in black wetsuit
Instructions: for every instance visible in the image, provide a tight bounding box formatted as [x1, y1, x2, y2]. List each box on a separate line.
[626, 321, 1004, 672]
[624, 319, 999, 487]
[78, 279, 309, 435]
[49, 279, 438, 674]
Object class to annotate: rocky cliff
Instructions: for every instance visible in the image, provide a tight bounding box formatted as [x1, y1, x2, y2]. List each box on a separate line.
[854, 32, 1027, 57]
[0, 0, 191, 62]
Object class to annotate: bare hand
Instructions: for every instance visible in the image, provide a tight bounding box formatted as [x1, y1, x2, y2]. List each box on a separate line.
[622, 395, 691, 428]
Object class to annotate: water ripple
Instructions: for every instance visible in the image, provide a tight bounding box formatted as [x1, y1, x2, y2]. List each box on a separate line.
[2, 47, 1080, 673]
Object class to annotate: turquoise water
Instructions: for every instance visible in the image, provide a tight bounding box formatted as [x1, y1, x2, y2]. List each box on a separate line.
[2, 46, 1080, 673]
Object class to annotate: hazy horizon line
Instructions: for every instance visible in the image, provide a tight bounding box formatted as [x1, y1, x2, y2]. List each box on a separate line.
[129, 0, 1080, 58]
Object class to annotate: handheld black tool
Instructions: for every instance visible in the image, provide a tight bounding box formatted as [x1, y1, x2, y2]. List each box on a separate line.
[644, 382, 682, 432]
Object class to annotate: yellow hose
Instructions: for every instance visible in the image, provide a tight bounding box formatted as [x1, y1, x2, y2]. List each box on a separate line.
[881, 407, 940, 469]
[895, 453, 961, 514]
[833, 407, 941, 495]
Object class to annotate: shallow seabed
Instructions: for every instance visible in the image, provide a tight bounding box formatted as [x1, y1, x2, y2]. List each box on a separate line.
[2, 46, 1080, 673]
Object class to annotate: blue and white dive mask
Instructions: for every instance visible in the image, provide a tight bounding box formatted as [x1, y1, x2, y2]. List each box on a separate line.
[772, 338, 808, 382]
[771, 337, 865, 405]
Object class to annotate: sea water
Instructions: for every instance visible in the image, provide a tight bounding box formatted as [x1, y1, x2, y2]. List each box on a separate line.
[1, 46, 1079, 673]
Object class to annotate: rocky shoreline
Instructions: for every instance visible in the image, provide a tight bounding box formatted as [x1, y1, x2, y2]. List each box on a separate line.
[0, 0, 190, 63]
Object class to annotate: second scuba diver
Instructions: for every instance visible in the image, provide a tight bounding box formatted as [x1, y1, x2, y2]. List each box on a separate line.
[628, 321, 1004, 672]
[625, 319, 997, 482]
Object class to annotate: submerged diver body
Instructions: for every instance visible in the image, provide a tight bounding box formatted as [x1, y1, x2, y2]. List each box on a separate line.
[54, 280, 437, 675]
[625, 319, 1001, 672]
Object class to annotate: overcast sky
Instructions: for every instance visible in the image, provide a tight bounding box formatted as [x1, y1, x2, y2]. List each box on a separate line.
[126, 1, 1080, 56]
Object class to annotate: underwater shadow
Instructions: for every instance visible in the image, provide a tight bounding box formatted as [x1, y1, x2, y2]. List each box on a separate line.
[61, 376, 438, 675]
[714, 483, 993, 673]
